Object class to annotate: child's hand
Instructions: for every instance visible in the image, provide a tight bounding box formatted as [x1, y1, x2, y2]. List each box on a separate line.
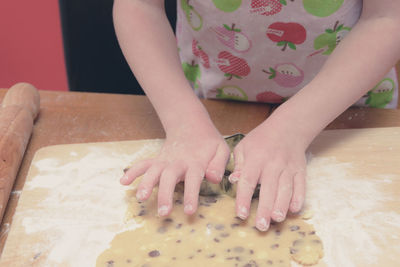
[229, 120, 307, 231]
[121, 124, 230, 217]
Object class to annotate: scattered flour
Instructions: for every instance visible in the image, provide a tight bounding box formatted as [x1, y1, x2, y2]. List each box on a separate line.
[304, 157, 400, 267]
[14, 144, 400, 267]
[20, 142, 161, 267]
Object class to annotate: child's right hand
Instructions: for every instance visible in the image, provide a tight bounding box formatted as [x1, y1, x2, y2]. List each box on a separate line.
[121, 123, 230, 217]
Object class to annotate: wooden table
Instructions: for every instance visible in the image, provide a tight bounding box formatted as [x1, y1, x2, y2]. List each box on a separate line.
[0, 89, 399, 255]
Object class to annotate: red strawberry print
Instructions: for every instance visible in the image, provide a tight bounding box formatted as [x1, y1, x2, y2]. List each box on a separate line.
[256, 91, 285, 103]
[216, 51, 251, 80]
[250, 0, 293, 16]
[266, 22, 306, 51]
[192, 39, 210, 68]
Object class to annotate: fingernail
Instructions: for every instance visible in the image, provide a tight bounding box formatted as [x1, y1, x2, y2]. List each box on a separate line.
[273, 210, 285, 222]
[158, 205, 169, 216]
[184, 204, 193, 214]
[291, 202, 300, 212]
[257, 217, 269, 231]
[120, 175, 129, 183]
[229, 172, 240, 183]
[237, 206, 248, 220]
[136, 189, 147, 200]
[208, 170, 223, 181]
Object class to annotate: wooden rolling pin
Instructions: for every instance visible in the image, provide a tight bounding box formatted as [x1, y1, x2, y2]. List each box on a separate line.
[0, 83, 40, 221]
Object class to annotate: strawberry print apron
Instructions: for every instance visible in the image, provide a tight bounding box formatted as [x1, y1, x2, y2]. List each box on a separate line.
[176, 0, 399, 109]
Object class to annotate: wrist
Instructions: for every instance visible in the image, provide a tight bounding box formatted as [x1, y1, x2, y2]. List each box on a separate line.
[262, 104, 321, 150]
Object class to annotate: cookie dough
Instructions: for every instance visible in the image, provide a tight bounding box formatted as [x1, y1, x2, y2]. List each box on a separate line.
[96, 190, 323, 267]
[101, 134, 324, 266]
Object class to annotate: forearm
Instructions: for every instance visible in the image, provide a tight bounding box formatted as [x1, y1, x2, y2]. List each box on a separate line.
[113, 0, 211, 132]
[267, 15, 400, 148]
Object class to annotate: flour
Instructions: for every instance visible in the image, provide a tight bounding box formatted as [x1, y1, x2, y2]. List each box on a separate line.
[20, 142, 161, 267]
[15, 143, 400, 267]
[304, 157, 400, 267]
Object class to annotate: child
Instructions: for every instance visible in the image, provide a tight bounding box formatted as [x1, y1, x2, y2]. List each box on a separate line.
[114, 0, 400, 231]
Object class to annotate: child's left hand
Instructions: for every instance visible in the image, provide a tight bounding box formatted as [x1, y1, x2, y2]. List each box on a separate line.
[229, 119, 307, 231]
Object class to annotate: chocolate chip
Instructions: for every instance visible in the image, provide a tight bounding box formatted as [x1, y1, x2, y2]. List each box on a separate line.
[308, 230, 316, 235]
[126, 259, 131, 263]
[197, 249, 202, 253]
[235, 256, 242, 261]
[290, 225, 300, 231]
[190, 229, 196, 233]
[312, 239, 321, 244]
[198, 214, 205, 219]
[172, 257, 176, 260]
[226, 249, 231, 253]
[226, 256, 235, 260]
[123, 168, 129, 173]
[33, 253, 41, 260]
[231, 223, 240, 228]
[215, 224, 225, 230]
[267, 260, 273, 265]
[175, 223, 182, 229]
[275, 229, 281, 236]
[290, 248, 298, 254]
[176, 240, 181, 243]
[106, 260, 114, 267]
[214, 238, 220, 243]
[208, 254, 216, 258]
[163, 218, 173, 223]
[204, 196, 217, 203]
[148, 250, 160, 257]
[188, 255, 194, 259]
[157, 226, 167, 234]
[220, 232, 230, 238]
[270, 244, 279, 249]
[249, 249, 254, 254]
[138, 210, 146, 216]
[243, 260, 258, 267]
[233, 246, 244, 253]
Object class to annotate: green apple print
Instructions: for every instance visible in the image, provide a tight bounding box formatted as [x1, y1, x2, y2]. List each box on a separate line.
[216, 85, 248, 101]
[303, 0, 344, 17]
[314, 21, 351, 55]
[181, 0, 203, 31]
[365, 78, 395, 108]
[212, 0, 242, 13]
[182, 60, 201, 89]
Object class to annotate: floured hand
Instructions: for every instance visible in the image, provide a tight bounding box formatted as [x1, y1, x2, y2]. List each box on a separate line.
[121, 123, 230, 217]
[229, 121, 307, 232]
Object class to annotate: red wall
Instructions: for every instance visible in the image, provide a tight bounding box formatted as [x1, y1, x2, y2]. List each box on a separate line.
[0, 0, 68, 91]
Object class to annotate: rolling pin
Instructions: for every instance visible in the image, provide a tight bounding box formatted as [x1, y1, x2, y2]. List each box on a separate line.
[0, 83, 40, 222]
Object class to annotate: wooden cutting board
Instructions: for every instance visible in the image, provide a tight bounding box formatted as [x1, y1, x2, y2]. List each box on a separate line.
[0, 127, 399, 267]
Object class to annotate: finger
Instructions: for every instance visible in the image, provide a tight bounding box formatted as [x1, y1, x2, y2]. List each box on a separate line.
[289, 169, 306, 213]
[205, 143, 230, 183]
[120, 159, 153, 185]
[136, 162, 166, 201]
[184, 165, 205, 215]
[235, 162, 260, 220]
[255, 167, 280, 231]
[271, 169, 294, 222]
[157, 164, 186, 216]
[229, 145, 244, 184]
